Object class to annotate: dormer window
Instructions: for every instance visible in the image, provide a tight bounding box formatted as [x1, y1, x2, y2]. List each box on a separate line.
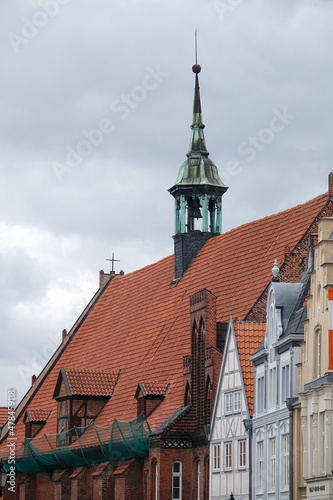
[135, 382, 169, 418]
[24, 409, 51, 438]
[53, 367, 120, 445]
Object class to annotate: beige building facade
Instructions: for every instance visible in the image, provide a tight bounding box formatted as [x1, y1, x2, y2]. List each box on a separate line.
[297, 218, 333, 500]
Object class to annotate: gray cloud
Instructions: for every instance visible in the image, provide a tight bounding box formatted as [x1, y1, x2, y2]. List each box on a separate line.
[1, 0, 333, 404]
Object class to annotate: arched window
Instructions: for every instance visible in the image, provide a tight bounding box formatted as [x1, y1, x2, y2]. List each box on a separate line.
[172, 461, 182, 500]
[152, 459, 158, 500]
[204, 455, 209, 500]
[269, 302, 276, 346]
[195, 460, 201, 500]
[314, 327, 321, 378]
[184, 381, 191, 406]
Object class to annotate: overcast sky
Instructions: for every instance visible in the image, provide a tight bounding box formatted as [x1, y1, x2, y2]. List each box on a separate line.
[1, 0, 333, 407]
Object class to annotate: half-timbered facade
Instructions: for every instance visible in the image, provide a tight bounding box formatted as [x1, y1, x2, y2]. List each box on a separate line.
[2, 56, 333, 498]
[210, 320, 265, 500]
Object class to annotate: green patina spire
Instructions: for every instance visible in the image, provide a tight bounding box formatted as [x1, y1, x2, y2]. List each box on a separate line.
[188, 65, 208, 156]
[172, 64, 227, 189]
[169, 59, 228, 280]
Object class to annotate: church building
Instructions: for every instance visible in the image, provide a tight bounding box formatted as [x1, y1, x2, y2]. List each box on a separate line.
[1, 61, 333, 500]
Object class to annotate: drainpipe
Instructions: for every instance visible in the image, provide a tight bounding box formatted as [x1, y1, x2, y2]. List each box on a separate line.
[243, 418, 253, 500]
[286, 398, 298, 500]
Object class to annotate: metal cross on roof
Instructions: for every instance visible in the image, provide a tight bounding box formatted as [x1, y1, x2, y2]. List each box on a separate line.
[106, 253, 120, 273]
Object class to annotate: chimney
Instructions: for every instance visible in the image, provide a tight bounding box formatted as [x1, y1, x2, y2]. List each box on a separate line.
[62, 329, 67, 342]
[32, 374, 37, 385]
[329, 172, 333, 197]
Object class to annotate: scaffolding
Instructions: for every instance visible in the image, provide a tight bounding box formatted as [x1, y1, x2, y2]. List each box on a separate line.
[0, 414, 150, 474]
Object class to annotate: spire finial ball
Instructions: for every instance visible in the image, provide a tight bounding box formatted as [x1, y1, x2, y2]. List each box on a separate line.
[192, 64, 201, 74]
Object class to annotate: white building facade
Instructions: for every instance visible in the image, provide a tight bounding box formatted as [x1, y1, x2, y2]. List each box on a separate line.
[209, 319, 265, 500]
[251, 261, 310, 500]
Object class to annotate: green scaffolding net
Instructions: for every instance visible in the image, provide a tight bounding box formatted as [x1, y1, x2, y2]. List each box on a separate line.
[1, 414, 150, 474]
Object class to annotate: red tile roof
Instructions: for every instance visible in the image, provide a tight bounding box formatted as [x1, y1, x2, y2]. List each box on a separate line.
[1, 191, 331, 445]
[112, 459, 135, 476]
[139, 382, 169, 397]
[64, 368, 120, 397]
[234, 322, 267, 415]
[0, 408, 7, 427]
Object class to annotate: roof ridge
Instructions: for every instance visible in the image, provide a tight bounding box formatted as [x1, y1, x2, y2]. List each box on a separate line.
[216, 192, 329, 240]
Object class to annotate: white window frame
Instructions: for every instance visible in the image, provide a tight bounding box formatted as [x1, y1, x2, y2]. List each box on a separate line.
[269, 367, 277, 409]
[281, 435, 289, 490]
[238, 439, 246, 469]
[281, 364, 290, 406]
[172, 461, 182, 500]
[224, 442, 232, 471]
[257, 441, 264, 492]
[225, 390, 241, 414]
[234, 391, 241, 412]
[213, 443, 220, 471]
[268, 438, 276, 491]
[257, 375, 266, 414]
[225, 393, 233, 414]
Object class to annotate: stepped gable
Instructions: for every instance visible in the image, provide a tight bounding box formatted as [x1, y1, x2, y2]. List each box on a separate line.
[0, 191, 331, 446]
[234, 322, 266, 415]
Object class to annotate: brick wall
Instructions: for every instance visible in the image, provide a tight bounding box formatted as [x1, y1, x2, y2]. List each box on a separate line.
[148, 447, 209, 500]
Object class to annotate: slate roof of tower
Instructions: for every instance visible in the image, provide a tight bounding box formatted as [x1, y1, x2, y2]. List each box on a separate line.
[0, 191, 331, 446]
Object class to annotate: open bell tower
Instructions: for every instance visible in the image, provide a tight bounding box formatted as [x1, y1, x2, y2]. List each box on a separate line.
[169, 62, 228, 279]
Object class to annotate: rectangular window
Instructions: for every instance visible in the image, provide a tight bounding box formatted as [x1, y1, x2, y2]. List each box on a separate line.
[225, 391, 241, 414]
[239, 440, 246, 468]
[320, 412, 325, 474]
[282, 435, 289, 489]
[225, 393, 233, 414]
[213, 444, 220, 471]
[281, 365, 290, 406]
[172, 461, 182, 500]
[257, 376, 266, 414]
[257, 441, 264, 491]
[234, 391, 241, 412]
[225, 442, 232, 470]
[269, 367, 276, 409]
[269, 438, 276, 490]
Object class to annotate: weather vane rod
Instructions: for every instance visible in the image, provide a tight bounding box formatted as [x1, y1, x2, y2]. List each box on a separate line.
[195, 28, 198, 64]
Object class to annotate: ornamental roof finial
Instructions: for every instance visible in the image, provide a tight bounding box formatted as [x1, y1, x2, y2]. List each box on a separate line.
[272, 259, 280, 281]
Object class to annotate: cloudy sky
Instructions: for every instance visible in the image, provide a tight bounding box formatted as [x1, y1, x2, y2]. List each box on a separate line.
[0, 0, 333, 407]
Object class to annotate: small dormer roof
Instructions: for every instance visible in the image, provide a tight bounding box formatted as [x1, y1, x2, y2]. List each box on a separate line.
[53, 367, 120, 399]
